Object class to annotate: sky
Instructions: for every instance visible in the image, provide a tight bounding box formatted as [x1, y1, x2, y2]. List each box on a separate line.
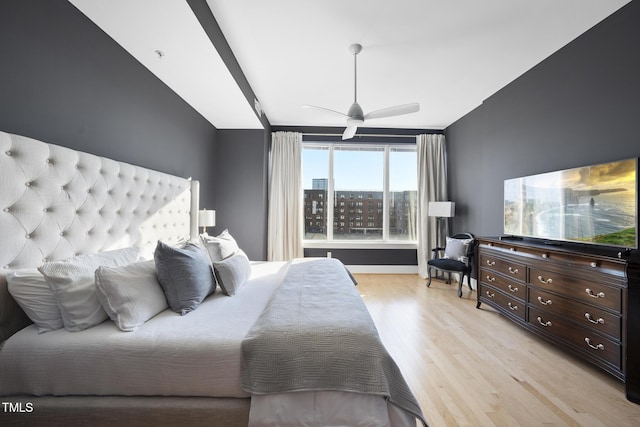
[302, 146, 417, 192]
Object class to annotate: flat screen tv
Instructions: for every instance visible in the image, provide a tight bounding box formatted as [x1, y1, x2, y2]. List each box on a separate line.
[504, 158, 638, 248]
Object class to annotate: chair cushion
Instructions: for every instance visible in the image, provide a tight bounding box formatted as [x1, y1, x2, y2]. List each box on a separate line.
[428, 258, 468, 272]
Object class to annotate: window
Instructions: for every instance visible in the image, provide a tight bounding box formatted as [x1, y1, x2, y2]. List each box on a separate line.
[302, 142, 417, 243]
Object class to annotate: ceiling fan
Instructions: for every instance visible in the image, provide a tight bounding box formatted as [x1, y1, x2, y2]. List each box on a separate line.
[304, 43, 420, 140]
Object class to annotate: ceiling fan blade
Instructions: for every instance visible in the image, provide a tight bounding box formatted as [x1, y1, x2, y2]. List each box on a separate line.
[364, 103, 420, 120]
[303, 105, 349, 119]
[342, 124, 358, 140]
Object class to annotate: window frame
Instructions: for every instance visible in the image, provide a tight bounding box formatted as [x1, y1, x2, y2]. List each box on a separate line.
[302, 141, 417, 249]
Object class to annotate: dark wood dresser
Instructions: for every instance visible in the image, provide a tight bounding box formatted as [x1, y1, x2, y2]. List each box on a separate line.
[476, 237, 640, 403]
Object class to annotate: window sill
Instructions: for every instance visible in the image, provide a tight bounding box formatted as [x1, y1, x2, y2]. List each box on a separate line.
[303, 240, 417, 250]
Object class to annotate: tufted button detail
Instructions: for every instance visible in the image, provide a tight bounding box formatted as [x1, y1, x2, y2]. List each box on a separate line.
[46, 158, 52, 164]
[3, 208, 9, 212]
[60, 231, 65, 236]
[42, 258, 47, 263]
[25, 182, 32, 187]
[4, 265, 9, 269]
[6, 151, 12, 156]
[26, 234, 32, 239]
[43, 208, 48, 212]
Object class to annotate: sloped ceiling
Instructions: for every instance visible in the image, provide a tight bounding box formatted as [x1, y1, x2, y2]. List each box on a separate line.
[70, 0, 631, 131]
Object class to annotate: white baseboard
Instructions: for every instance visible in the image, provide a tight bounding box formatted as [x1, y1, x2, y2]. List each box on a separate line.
[340, 265, 479, 289]
[346, 265, 419, 274]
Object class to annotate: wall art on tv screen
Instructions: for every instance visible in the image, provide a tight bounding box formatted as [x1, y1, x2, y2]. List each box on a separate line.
[504, 158, 637, 248]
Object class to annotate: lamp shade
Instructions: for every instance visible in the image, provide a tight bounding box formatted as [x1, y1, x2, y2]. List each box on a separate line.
[428, 201, 455, 218]
[198, 209, 216, 228]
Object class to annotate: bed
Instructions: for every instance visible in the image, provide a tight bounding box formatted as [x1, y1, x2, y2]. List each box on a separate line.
[0, 130, 427, 426]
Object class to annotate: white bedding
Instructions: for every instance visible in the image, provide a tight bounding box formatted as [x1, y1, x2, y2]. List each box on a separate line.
[1, 258, 420, 427]
[0, 261, 289, 398]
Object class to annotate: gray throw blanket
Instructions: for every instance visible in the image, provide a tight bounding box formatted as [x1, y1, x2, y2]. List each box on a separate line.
[241, 258, 427, 426]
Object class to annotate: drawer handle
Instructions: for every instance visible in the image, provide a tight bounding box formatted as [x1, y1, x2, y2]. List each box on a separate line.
[485, 291, 495, 298]
[541, 253, 548, 259]
[537, 317, 552, 327]
[486, 275, 496, 282]
[585, 288, 605, 299]
[585, 337, 604, 351]
[537, 275, 553, 284]
[590, 262, 598, 268]
[508, 285, 518, 293]
[508, 302, 518, 311]
[486, 260, 496, 266]
[508, 267, 519, 274]
[537, 296, 552, 306]
[585, 313, 605, 325]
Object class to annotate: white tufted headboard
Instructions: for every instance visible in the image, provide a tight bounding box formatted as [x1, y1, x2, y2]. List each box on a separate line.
[0, 130, 199, 341]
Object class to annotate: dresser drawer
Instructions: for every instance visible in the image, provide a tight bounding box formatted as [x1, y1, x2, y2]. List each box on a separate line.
[479, 284, 525, 321]
[529, 267, 622, 312]
[480, 268, 526, 302]
[528, 307, 621, 369]
[480, 254, 526, 283]
[528, 288, 621, 340]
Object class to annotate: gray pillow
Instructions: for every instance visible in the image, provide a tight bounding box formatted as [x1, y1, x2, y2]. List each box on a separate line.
[154, 241, 216, 315]
[443, 237, 473, 263]
[95, 260, 168, 332]
[213, 250, 251, 296]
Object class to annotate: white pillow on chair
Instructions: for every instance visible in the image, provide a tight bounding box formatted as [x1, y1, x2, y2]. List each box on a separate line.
[443, 237, 473, 264]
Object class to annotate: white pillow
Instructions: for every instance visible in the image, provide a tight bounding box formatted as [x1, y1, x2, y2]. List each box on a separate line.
[200, 229, 240, 262]
[6, 268, 64, 333]
[213, 250, 252, 296]
[443, 237, 473, 264]
[38, 247, 139, 332]
[95, 260, 168, 332]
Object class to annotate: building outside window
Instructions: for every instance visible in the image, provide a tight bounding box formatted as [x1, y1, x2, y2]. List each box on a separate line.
[302, 142, 417, 243]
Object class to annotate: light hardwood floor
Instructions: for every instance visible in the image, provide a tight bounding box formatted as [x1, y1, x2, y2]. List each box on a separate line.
[353, 273, 640, 427]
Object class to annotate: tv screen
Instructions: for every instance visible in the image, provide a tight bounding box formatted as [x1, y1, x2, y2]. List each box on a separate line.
[504, 158, 638, 248]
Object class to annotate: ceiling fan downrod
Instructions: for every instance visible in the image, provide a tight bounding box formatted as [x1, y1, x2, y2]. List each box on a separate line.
[348, 43, 364, 121]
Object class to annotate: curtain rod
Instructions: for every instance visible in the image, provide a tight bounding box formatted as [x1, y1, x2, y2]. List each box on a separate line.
[302, 132, 418, 138]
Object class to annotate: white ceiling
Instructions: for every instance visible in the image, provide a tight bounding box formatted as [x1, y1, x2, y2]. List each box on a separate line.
[70, 0, 631, 131]
[69, 0, 263, 129]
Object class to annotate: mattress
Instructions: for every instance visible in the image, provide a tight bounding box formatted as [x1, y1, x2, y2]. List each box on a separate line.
[0, 261, 289, 398]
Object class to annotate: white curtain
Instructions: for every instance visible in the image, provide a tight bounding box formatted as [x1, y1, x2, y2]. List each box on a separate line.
[416, 134, 448, 278]
[267, 131, 304, 261]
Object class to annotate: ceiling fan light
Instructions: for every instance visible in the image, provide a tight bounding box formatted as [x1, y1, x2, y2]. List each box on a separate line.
[347, 102, 364, 120]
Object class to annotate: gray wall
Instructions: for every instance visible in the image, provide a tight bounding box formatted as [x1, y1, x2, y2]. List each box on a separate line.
[446, 1, 640, 238]
[0, 1, 219, 209]
[214, 130, 269, 261]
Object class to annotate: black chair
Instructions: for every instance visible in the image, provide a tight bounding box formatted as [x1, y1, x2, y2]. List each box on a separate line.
[426, 232, 477, 297]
